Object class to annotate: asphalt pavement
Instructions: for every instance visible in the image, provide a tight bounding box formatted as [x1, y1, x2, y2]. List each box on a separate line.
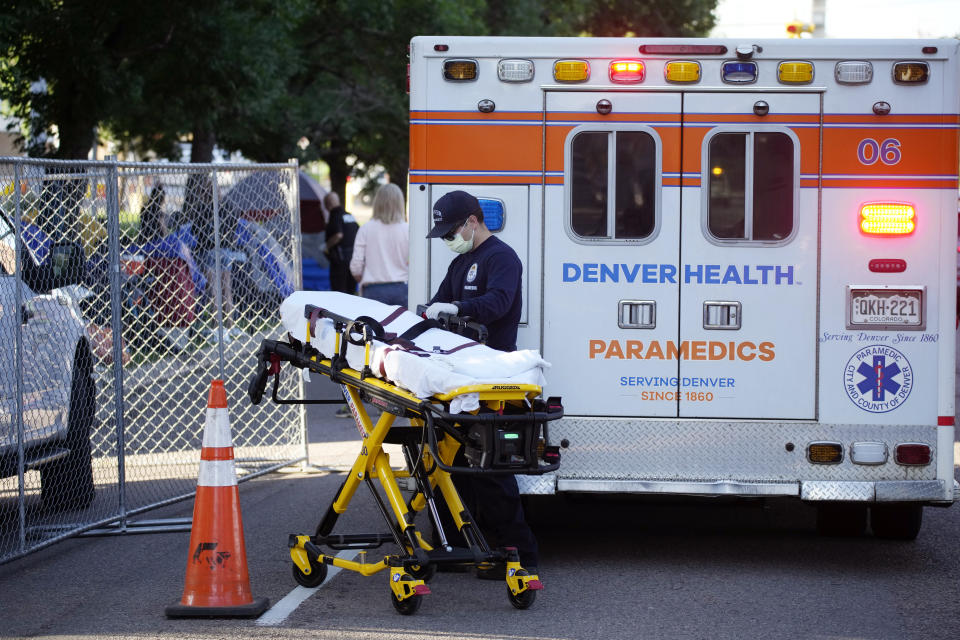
[0, 362, 959, 640]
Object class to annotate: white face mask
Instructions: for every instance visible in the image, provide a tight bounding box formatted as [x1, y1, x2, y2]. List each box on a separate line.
[443, 222, 474, 254]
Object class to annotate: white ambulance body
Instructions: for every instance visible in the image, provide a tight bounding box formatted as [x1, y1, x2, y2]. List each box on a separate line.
[407, 36, 959, 536]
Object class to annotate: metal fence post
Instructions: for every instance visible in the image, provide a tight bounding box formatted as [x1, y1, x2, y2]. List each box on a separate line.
[104, 156, 128, 532]
[287, 160, 310, 469]
[12, 160, 26, 552]
[210, 169, 225, 380]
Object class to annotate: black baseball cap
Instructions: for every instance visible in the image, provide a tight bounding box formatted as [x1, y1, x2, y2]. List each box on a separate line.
[426, 190, 481, 238]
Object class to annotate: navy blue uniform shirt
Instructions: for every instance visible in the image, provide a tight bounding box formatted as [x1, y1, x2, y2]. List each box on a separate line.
[430, 236, 522, 352]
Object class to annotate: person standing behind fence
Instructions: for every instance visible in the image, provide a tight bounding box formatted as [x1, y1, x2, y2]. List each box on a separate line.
[349, 184, 408, 306]
[182, 174, 242, 343]
[323, 192, 359, 294]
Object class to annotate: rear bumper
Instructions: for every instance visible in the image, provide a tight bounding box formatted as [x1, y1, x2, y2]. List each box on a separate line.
[517, 475, 956, 504]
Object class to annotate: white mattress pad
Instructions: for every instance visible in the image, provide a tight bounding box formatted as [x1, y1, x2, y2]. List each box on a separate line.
[279, 291, 549, 412]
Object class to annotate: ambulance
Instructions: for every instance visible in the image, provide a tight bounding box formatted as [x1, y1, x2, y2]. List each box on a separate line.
[406, 36, 960, 539]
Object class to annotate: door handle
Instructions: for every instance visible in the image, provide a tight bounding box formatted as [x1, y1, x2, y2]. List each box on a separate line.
[703, 301, 741, 330]
[618, 300, 656, 329]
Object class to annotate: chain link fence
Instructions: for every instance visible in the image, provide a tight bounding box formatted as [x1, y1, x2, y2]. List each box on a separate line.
[0, 157, 306, 564]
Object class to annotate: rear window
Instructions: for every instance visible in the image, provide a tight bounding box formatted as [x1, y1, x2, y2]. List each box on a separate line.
[706, 130, 795, 243]
[569, 129, 658, 241]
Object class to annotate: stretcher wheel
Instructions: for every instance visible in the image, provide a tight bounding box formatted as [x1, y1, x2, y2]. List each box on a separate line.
[407, 562, 436, 582]
[292, 557, 328, 588]
[507, 571, 537, 610]
[391, 576, 423, 615]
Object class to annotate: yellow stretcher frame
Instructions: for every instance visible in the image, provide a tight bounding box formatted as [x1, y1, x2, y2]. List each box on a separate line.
[248, 311, 563, 615]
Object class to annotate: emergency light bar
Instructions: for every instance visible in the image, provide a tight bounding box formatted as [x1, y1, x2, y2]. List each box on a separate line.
[893, 61, 929, 84]
[554, 60, 590, 82]
[859, 203, 916, 236]
[609, 60, 645, 83]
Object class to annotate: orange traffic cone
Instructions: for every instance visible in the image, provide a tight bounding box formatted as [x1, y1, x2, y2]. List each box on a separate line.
[166, 380, 269, 618]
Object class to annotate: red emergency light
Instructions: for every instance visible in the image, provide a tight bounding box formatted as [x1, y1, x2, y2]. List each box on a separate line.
[609, 60, 645, 83]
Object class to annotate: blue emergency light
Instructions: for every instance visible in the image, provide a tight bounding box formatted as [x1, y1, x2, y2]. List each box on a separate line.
[478, 198, 505, 231]
[721, 61, 758, 84]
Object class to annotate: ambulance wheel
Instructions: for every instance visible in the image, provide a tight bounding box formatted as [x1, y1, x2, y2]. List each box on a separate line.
[507, 570, 537, 610]
[390, 576, 422, 615]
[292, 557, 327, 587]
[815, 503, 867, 537]
[871, 504, 923, 540]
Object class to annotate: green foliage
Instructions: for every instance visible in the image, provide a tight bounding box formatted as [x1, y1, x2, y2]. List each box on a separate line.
[0, 0, 718, 179]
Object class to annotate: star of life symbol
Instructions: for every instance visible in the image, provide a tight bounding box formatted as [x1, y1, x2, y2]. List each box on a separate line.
[844, 345, 913, 413]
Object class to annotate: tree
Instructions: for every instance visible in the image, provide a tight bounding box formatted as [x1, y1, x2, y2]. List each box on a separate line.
[241, 0, 717, 199]
[0, 0, 302, 162]
[0, 0, 179, 158]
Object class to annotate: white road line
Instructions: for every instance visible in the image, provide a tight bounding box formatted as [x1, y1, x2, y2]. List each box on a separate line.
[255, 549, 357, 626]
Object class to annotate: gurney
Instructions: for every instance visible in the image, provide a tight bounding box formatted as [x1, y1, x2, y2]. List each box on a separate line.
[248, 292, 564, 614]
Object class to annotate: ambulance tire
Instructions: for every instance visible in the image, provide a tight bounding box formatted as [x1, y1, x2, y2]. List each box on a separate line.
[815, 503, 867, 537]
[870, 504, 923, 540]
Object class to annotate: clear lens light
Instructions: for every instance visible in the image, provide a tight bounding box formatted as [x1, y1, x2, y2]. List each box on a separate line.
[836, 61, 873, 84]
[860, 203, 916, 235]
[498, 59, 534, 82]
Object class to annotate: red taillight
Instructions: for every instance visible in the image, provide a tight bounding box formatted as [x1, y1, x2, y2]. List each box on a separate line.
[868, 259, 906, 273]
[895, 443, 931, 466]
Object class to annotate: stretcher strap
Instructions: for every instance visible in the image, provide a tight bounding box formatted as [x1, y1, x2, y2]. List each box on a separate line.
[378, 306, 408, 328]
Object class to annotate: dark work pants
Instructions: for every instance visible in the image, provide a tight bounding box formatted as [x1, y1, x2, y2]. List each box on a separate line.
[329, 261, 356, 295]
[435, 449, 539, 567]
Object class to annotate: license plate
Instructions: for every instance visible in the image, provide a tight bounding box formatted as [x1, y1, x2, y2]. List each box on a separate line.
[848, 287, 924, 329]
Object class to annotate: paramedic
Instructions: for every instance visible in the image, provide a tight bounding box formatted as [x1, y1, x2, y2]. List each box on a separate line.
[425, 189, 538, 576]
[323, 191, 359, 295]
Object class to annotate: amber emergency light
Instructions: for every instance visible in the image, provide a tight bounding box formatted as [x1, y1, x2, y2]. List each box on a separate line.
[860, 203, 916, 236]
[808, 442, 843, 464]
[778, 61, 814, 83]
[554, 60, 590, 82]
[665, 61, 700, 83]
[443, 59, 478, 81]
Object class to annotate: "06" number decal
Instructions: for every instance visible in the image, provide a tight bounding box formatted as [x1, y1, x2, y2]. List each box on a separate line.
[857, 138, 902, 166]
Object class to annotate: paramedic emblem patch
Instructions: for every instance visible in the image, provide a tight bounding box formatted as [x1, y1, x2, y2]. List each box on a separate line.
[843, 345, 913, 413]
[467, 263, 478, 283]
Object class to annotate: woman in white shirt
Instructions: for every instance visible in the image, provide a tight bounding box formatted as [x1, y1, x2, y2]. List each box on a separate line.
[349, 183, 409, 305]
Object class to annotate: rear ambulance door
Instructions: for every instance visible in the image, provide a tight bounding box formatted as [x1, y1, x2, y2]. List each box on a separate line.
[543, 91, 682, 417]
[678, 92, 820, 419]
